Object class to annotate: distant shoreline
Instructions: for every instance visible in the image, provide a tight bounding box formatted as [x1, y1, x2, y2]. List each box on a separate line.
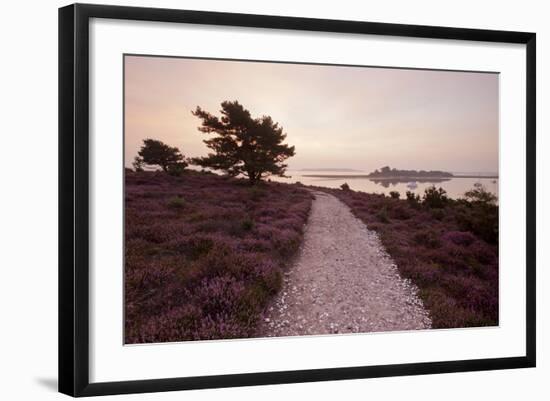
[298, 168, 363, 172]
[301, 174, 499, 179]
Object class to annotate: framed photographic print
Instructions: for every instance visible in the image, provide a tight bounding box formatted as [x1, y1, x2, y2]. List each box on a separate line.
[58, 3, 536, 397]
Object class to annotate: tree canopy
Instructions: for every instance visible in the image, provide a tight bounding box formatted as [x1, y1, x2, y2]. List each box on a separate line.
[191, 100, 295, 184]
[133, 139, 187, 173]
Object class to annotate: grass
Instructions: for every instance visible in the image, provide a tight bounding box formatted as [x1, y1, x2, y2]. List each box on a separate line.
[125, 170, 312, 343]
[321, 186, 499, 329]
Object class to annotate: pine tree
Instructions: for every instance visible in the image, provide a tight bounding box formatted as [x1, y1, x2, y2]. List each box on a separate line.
[192, 101, 295, 185]
[134, 139, 187, 172]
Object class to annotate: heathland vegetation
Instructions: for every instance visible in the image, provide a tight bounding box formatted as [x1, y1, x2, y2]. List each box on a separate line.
[126, 101, 309, 343]
[125, 99, 499, 341]
[328, 183, 498, 327]
[125, 171, 312, 343]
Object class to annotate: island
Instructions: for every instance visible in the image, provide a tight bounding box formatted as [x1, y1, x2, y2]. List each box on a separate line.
[367, 166, 453, 179]
[302, 166, 498, 180]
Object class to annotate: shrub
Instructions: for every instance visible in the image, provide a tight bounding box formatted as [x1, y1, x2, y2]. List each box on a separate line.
[390, 205, 411, 220]
[340, 182, 350, 191]
[240, 216, 255, 232]
[430, 208, 445, 221]
[167, 196, 186, 209]
[406, 191, 419, 202]
[464, 183, 497, 205]
[178, 236, 215, 260]
[377, 206, 389, 223]
[422, 186, 448, 209]
[389, 191, 400, 199]
[322, 185, 498, 329]
[455, 204, 499, 244]
[405, 191, 421, 208]
[248, 186, 265, 201]
[470, 241, 497, 264]
[442, 231, 476, 246]
[413, 230, 441, 248]
[167, 162, 187, 177]
[132, 156, 144, 172]
[125, 170, 312, 343]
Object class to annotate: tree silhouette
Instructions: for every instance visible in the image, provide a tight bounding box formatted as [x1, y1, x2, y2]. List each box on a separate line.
[191, 100, 295, 185]
[134, 139, 187, 172]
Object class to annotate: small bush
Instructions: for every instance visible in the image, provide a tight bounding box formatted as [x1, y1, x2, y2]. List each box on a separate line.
[405, 191, 421, 208]
[413, 230, 441, 248]
[455, 203, 499, 244]
[240, 216, 255, 232]
[323, 184, 498, 329]
[248, 186, 265, 201]
[430, 208, 445, 221]
[464, 183, 497, 205]
[132, 156, 145, 172]
[167, 162, 187, 177]
[340, 182, 351, 191]
[167, 195, 186, 209]
[390, 205, 411, 220]
[442, 231, 476, 246]
[406, 191, 419, 202]
[377, 206, 389, 223]
[125, 170, 312, 343]
[423, 186, 448, 209]
[179, 236, 215, 260]
[389, 191, 400, 199]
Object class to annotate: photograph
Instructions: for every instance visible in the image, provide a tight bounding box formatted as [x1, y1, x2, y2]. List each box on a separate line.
[123, 54, 499, 344]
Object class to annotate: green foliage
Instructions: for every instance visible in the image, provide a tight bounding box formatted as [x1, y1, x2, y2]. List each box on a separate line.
[431, 208, 445, 221]
[240, 216, 255, 232]
[454, 185, 499, 244]
[369, 166, 452, 178]
[422, 186, 448, 209]
[389, 191, 400, 199]
[167, 162, 187, 177]
[326, 186, 499, 329]
[463, 183, 498, 205]
[136, 139, 187, 172]
[405, 191, 420, 205]
[167, 195, 186, 209]
[413, 230, 441, 248]
[132, 156, 144, 172]
[390, 205, 411, 220]
[191, 100, 295, 185]
[247, 186, 265, 201]
[377, 206, 389, 223]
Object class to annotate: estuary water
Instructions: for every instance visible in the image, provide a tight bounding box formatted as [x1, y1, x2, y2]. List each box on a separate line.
[271, 170, 499, 200]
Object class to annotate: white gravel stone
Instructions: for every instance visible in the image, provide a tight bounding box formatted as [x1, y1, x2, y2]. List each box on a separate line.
[258, 191, 432, 337]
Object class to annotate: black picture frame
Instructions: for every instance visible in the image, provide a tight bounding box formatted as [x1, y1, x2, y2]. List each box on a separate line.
[59, 3, 536, 397]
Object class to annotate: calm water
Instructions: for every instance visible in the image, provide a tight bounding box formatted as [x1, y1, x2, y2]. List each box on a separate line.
[272, 170, 499, 200]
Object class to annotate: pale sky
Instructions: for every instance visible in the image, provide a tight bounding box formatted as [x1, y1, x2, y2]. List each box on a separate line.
[124, 55, 499, 173]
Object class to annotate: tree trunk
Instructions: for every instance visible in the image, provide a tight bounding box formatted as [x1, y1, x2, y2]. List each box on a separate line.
[247, 169, 259, 185]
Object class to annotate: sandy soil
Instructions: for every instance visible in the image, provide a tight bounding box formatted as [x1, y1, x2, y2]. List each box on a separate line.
[259, 190, 431, 337]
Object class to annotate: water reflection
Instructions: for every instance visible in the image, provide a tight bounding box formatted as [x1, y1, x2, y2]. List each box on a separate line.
[369, 178, 451, 188]
[272, 171, 498, 200]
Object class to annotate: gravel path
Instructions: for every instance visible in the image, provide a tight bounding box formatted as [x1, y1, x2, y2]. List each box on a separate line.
[259, 190, 431, 337]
